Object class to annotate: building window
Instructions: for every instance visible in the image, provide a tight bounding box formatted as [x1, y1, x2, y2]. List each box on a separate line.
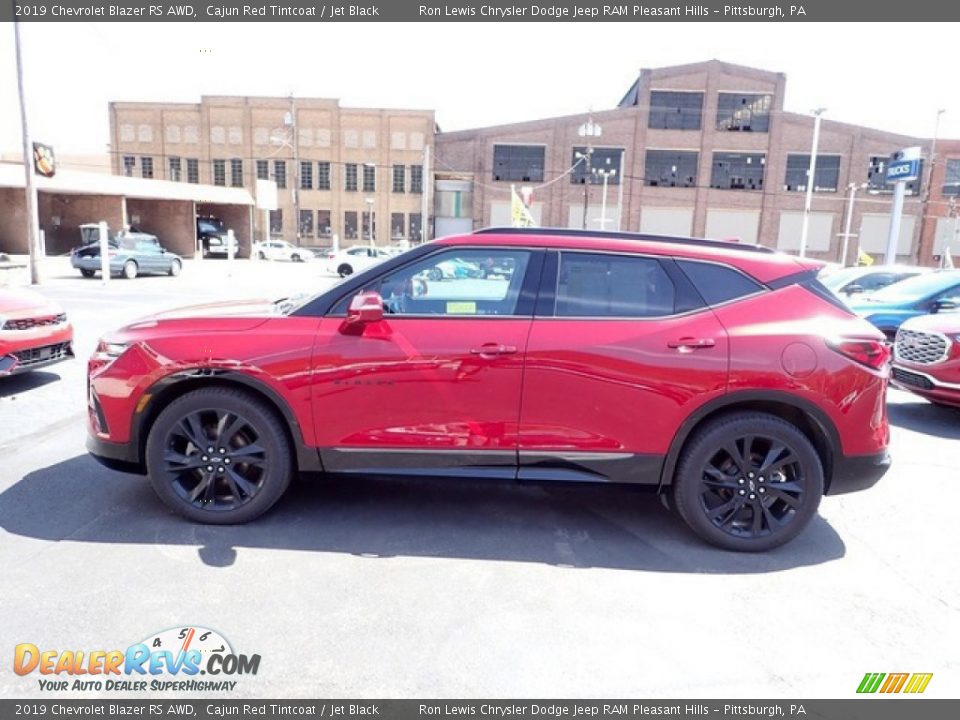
[141, 157, 154, 179]
[410, 164, 423, 193]
[944, 159, 960, 197]
[318, 210, 332, 238]
[393, 165, 405, 193]
[363, 164, 376, 192]
[409, 213, 422, 242]
[256, 160, 269, 180]
[300, 161, 313, 190]
[187, 158, 199, 184]
[391, 212, 406, 240]
[168, 157, 182, 182]
[644, 150, 699, 188]
[716, 93, 772, 132]
[122, 156, 136, 177]
[299, 210, 314, 238]
[648, 91, 704, 131]
[493, 144, 545, 182]
[344, 211, 358, 239]
[317, 162, 331, 190]
[710, 152, 766, 190]
[345, 164, 358, 192]
[867, 155, 923, 195]
[230, 159, 243, 187]
[274, 160, 287, 189]
[269, 209, 283, 236]
[571, 147, 624, 185]
[212, 159, 226, 186]
[784, 154, 841, 192]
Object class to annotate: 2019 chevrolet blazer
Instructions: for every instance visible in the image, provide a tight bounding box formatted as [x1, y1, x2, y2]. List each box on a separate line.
[86, 229, 892, 551]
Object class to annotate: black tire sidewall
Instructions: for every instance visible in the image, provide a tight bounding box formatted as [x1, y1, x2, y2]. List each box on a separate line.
[673, 413, 823, 552]
[145, 388, 293, 524]
[338, 264, 352, 277]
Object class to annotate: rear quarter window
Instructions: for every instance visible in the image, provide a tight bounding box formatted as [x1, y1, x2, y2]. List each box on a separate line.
[676, 260, 764, 305]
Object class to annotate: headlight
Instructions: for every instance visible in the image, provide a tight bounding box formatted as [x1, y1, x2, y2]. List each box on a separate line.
[89, 341, 129, 375]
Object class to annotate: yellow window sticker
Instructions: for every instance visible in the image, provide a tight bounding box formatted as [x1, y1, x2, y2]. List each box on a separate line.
[446, 301, 477, 314]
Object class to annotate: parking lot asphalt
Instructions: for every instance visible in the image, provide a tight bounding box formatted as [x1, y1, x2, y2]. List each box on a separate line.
[1, 257, 958, 699]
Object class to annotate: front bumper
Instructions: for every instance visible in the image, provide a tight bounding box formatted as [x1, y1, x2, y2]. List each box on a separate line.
[827, 449, 891, 495]
[86, 433, 144, 475]
[891, 363, 960, 406]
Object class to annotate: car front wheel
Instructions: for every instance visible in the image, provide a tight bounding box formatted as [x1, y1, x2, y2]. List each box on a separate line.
[79, 269, 95, 278]
[337, 263, 353, 277]
[145, 387, 293, 524]
[672, 412, 823, 551]
[122, 260, 138, 279]
[168, 259, 182, 276]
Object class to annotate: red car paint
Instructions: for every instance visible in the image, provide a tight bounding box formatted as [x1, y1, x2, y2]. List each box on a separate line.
[0, 288, 73, 376]
[892, 312, 960, 407]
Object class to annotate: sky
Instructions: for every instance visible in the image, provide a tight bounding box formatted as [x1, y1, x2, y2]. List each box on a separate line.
[1, 21, 958, 157]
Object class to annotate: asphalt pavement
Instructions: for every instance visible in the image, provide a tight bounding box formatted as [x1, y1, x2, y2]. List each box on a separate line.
[1, 257, 958, 699]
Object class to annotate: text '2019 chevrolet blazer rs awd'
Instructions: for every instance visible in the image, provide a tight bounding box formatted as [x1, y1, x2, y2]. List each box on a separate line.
[86, 229, 891, 551]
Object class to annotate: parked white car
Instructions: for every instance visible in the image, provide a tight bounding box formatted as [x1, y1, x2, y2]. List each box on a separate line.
[325, 246, 393, 277]
[252, 240, 314, 263]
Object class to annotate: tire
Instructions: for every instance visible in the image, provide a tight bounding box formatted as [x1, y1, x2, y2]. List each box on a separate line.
[168, 259, 182, 277]
[79, 269, 95, 278]
[122, 260, 138, 279]
[257, 251, 266, 260]
[145, 387, 293, 524]
[337, 263, 353, 278]
[291, 253, 302, 263]
[672, 412, 824, 552]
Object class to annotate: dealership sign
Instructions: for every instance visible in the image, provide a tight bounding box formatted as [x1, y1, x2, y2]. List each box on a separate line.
[886, 146, 922, 183]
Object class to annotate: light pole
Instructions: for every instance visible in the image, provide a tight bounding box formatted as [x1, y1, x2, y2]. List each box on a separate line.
[799, 107, 826, 257]
[286, 95, 302, 247]
[917, 109, 946, 263]
[13, 20, 41, 284]
[364, 197, 375, 247]
[838, 182, 867, 266]
[593, 168, 617, 230]
[577, 114, 601, 230]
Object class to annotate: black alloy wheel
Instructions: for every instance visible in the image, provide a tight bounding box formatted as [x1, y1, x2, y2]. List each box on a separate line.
[673, 413, 823, 551]
[145, 387, 293, 523]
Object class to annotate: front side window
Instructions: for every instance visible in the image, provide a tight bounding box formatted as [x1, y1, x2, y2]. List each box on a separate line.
[493, 144, 545, 182]
[716, 93, 772, 132]
[370, 249, 531, 317]
[710, 152, 766, 191]
[556, 253, 676, 317]
[649, 91, 704, 131]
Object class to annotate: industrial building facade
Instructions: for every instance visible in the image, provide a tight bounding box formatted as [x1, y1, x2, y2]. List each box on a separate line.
[435, 60, 951, 264]
[108, 96, 435, 247]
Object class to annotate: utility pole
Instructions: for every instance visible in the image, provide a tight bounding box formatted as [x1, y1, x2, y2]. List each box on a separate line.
[838, 183, 865, 266]
[578, 113, 600, 230]
[594, 168, 616, 230]
[916, 109, 946, 264]
[289, 94, 301, 246]
[13, 19, 41, 284]
[799, 108, 826, 257]
[420, 144, 431, 243]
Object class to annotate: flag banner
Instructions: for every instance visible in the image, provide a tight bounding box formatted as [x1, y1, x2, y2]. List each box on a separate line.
[511, 184, 536, 228]
[857, 249, 874, 266]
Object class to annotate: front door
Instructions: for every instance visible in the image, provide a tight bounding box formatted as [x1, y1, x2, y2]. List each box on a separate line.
[310, 246, 543, 477]
[517, 250, 729, 483]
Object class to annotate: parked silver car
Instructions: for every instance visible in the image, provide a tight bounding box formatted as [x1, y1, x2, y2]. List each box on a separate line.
[71, 229, 182, 279]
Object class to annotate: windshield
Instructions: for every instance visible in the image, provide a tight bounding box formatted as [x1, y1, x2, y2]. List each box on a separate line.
[198, 219, 225, 233]
[820, 267, 866, 291]
[868, 272, 960, 303]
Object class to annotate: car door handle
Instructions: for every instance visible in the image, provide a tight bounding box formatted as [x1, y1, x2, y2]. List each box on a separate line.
[470, 344, 518, 356]
[667, 337, 716, 350]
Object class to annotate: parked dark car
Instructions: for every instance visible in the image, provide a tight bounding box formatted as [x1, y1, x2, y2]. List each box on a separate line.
[197, 216, 237, 258]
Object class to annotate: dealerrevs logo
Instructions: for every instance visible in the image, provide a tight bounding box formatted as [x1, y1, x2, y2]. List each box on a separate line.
[14, 626, 260, 693]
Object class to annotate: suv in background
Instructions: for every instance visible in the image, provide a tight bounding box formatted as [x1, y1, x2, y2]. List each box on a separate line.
[197, 216, 237, 258]
[86, 228, 891, 551]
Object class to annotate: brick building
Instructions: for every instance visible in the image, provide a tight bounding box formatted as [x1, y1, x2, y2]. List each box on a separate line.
[920, 138, 960, 263]
[109, 96, 434, 247]
[435, 60, 945, 264]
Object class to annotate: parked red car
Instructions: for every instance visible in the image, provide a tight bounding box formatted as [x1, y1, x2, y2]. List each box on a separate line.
[891, 312, 960, 408]
[86, 229, 891, 551]
[0, 287, 73, 376]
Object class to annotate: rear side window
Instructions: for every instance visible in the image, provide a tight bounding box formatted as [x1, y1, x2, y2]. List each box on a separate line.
[677, 260, 764, 305]
[556, 253, 676, 317]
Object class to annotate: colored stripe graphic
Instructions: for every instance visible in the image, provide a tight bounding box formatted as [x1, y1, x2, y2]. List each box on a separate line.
[880, 673, 909, 693]
[857, 673, 885, 693]
[904, 673, 933, 694]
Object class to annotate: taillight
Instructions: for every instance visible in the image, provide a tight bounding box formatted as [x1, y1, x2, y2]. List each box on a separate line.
[827, 338, 891, 370]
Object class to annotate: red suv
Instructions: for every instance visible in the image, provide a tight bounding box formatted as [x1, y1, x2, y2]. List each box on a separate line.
[86, 229, 891, 551]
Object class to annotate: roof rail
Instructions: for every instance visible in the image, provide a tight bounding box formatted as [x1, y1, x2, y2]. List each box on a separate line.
[472, 226, 777, 255]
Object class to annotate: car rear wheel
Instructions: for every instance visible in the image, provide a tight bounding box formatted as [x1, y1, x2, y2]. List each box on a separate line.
[337, 263, 353, 277]
[168, 259, 182, 276]
[672, 412, 823, 551]
[291, 253, 302, 263]
[79, 269, 95, 278]
[145, 387, 293, 524]
[122, 260, 138, 279]
[257, 251, 266, 260]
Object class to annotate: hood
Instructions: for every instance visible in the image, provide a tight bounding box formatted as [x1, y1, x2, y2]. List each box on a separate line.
[0, 288, 63, 317]
[847, 297, 913, 315]
[900, 311, 960, 334]
[127, 298, 283, 331]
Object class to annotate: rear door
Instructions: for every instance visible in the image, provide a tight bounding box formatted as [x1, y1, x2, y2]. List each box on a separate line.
[517, 250, 729, 483]
[310, 246, 543, 477]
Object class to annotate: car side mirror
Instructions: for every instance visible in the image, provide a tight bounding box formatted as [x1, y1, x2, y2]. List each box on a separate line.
[933, 299, 958, 313]
[844, 284, 864, 296]
[347, 291, 384, 324]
